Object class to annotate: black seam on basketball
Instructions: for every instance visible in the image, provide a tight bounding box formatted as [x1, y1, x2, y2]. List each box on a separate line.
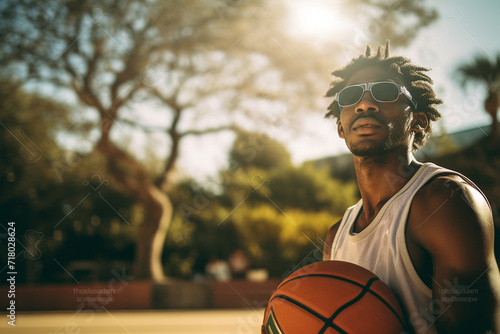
[270, 294, 328, 322]
[365, 287, 406, 327]
[318, 277, 379, 334]
[270, 294, 349, 334]
[324, 323, 348, 334]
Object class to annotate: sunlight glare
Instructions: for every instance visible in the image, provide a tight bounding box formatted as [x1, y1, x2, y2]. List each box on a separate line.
[286, 0, 350, 41]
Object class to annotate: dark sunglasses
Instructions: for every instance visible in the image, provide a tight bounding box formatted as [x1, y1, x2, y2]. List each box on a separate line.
[336, 81, 417, 110]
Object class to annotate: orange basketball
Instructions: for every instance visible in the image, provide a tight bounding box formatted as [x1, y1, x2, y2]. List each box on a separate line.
[262, 260, 406, 334]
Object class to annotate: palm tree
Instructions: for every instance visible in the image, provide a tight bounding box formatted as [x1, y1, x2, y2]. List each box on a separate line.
[456, 54, 500, 143]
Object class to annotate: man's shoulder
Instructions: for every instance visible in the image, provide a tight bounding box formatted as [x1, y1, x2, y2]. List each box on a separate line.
[411, 172, 487, 214]
[407, 172, 492, 257]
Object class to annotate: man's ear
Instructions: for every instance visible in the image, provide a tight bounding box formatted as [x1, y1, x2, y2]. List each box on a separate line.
[337, 120, 345, 139]
[411, 112, 429, 132]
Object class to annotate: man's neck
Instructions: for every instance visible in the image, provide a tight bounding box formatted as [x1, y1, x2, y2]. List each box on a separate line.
[353, 150, 422, 223]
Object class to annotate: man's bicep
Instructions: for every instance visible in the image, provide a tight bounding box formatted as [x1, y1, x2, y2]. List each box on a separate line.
[411, 177, 494, 269]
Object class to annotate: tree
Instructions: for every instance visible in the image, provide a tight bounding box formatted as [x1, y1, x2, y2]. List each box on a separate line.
[1, 0, 319, 281]
[342, 0, 439, 48]
[229, 130, 292, 172]
[0, 79, 70, 283]
[0, 79, 137, 283]
[0, 0, 439, 281]
[456, 54, 500, 142]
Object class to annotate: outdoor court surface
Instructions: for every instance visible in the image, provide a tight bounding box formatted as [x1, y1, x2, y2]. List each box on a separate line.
[0, 309, 265, 334]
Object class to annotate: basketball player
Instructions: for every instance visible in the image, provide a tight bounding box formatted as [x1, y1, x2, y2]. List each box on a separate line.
[322, 42, 500, 334]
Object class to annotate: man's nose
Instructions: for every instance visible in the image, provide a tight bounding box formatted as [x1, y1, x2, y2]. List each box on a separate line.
[355, 91, 379, 114]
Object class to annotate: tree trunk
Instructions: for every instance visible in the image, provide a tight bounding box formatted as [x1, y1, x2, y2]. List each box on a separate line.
[96, 136, 172, 282]
[134, 185, 172, 281]
[484, 91, 499, 141]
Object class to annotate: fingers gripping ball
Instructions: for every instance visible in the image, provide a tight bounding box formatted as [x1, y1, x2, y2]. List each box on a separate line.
[262, 261, 406, 334]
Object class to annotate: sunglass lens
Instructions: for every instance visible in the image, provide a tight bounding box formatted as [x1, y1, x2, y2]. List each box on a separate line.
[372, 82, 399, 102]
[339, 86, 364, 106]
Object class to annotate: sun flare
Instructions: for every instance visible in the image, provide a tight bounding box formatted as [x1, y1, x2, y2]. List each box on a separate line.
[285, 0, 350, 40]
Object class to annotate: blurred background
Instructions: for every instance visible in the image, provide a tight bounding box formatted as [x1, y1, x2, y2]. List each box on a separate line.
[0, 0, 500, 332]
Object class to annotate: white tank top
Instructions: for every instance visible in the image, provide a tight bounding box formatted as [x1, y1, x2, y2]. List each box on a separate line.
[329, 162, 486, 334]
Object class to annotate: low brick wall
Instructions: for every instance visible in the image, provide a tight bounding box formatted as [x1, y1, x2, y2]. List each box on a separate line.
[0, 281, 152, 311]
[0, 279, 280, 311]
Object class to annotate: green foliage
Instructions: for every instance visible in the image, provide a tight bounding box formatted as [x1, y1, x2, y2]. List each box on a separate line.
[0, 80, 73, 257]
[165, 132, 358, 278]
[43, 151, 138, 281]
[229, 131, 292, 171]
[266, 164, 358, 213]
[456, 54, 500, 87]
[166, 179, 241, 277]
[455, 53, 500, 140]
[0, 80, 137, 283]
[230, 204, 341, 277]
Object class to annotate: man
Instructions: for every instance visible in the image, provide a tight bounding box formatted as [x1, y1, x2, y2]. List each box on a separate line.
[322, 42, 500, 334]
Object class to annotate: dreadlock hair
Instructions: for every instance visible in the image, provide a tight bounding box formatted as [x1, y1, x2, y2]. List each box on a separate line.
[325, 40, 442, 151]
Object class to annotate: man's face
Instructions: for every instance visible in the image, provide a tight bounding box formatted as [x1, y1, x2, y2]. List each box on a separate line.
[337, 66, 416, 157]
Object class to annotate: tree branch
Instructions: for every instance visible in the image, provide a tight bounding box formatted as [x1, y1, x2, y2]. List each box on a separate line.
[96, 136, 152, 198]
[159, 107, 182, 189]
[179, 125, 236, 137]
[112, 81, 145, 111]
[118, 117, 168, 133]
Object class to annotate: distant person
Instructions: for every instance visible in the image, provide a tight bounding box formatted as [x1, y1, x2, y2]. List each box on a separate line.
[322, 41, 500, 333]
[205, 256, 231, 282]
[228, 249, 250, 280]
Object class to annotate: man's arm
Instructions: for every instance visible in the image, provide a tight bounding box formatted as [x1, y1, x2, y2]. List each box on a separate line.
[408, 175, 500, 334]
[323, 219, 341, 261]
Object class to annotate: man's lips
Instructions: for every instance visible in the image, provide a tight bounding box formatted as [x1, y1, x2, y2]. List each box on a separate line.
[355, 125, 381, 135]
[352, 117, 383, 131]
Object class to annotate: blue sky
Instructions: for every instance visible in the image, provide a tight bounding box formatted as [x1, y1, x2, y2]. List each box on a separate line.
[408, 0, 500, 131]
